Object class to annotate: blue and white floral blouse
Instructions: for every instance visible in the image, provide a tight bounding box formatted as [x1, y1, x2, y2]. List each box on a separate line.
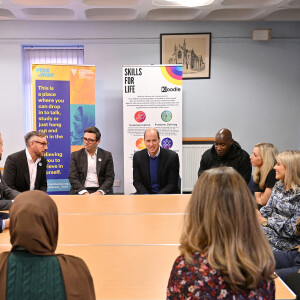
[260, 181, 300, 251]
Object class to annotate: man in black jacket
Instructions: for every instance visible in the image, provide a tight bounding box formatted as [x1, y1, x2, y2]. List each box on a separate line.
[133, 128, 180, 194]
[3, 131, 48, 193]
[0, 132, 19, 232]
[198, 128, 251, 183]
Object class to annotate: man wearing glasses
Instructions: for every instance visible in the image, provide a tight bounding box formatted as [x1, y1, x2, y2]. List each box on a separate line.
[3, 131, 48, 193]
[68, 126, 115, 195]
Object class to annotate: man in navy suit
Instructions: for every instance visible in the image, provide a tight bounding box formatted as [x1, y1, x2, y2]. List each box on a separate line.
[68, 126, 115, 195]
[133, 128, 180, 194]
[4, 131, 48, 193]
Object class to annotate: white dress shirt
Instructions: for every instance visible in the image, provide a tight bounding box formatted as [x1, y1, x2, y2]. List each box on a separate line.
[26, 148, 41, 191]
[79, 149, 105, 195]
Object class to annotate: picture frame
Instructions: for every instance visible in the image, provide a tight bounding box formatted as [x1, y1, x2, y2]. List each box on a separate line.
[160, 33, 211, 79]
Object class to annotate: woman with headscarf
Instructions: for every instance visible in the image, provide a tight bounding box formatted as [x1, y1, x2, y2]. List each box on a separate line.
[167, 167, 275, 299]
[0, 190, 96, 300]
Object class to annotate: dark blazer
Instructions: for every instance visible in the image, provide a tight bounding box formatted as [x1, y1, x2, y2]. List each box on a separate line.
[0, 174, 18, 211]
[133, 147, 180, 194]
[3, 150, 47, 193]
[68, 147, 115, 195]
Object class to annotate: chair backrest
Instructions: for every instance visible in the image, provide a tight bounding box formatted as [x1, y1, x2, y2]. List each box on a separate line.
[6, 251, 66, 300]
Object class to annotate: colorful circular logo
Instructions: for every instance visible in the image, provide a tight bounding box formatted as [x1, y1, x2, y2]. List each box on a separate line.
[161, 138, 173, 149]
[134, 111, 146, 123]
[160, 66, 183, 85]
[136, 138, 145, 150]
[161, 110, 172, 122]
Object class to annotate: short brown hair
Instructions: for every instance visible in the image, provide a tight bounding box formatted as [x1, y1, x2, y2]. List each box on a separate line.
[24, 131, 47, 147]
[180, 167, 275, 291]
[84, 126, 101, 141]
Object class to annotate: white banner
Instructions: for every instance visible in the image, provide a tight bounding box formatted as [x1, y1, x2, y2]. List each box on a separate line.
[123, 65, 183, 195]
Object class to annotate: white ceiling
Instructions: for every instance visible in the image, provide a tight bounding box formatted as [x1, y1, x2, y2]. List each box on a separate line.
[0, 0, 300, 21]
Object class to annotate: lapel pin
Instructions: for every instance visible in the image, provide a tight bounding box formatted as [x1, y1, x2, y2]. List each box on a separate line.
[39, 163, 42, 166]
[98, 158, 102, 162]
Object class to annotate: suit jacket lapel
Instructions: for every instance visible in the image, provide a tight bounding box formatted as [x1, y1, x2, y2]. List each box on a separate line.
[96, 148, 101, 175]
[81, 149, 88, 179]
[22, 150, 30, 188]
[35, 160, 43, 188]
[143, 149, 151, 187]
[157, 147, 163, 182]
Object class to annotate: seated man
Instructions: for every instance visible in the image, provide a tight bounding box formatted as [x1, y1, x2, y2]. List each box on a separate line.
[198, 128, 251, 183]
[0, 132, 18, 232]
[0, 132, 18, 211]
[4, 131, 48, 192]
[133, 128, 180, 194]
[0, 213, 9, 233]
[68, 126, 115, 195]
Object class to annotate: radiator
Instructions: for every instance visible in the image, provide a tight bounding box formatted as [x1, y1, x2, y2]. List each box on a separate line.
[182, 144, 212, 193]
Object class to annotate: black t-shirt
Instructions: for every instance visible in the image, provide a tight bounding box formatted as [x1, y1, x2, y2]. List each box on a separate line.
[254, 169, 277, 193]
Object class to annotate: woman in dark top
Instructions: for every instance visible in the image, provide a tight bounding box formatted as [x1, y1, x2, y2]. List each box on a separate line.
[167, 167, 275, 299]
[250, 143, 278, 207]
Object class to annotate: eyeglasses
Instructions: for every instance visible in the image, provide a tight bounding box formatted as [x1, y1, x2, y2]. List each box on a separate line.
[33, 141, 49, 147]
[81, 137, 97, 143]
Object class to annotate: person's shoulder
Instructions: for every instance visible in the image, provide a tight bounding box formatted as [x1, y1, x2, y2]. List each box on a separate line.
[268, 168, 276, 177]
[204, 145, 214, 155]
[59, 254, 86, 264]
[7, 149, 25, 159]
[71, 148, 85, 156]
[98, 147, 112, 156]
[41, 156, 48, 163]
[161, 147, 178, 158]
[173, 254, 186, 266]
[133, 148, 147, 158]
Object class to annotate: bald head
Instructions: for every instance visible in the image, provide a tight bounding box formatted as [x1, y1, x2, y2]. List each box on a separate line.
[214, 128, 233, 157]
[144, 128, 159, 140]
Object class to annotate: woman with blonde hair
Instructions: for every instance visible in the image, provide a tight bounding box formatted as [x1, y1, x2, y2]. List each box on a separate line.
[257, 150, 300, 251]
[250, 142, 278, 207]
[167, 167, 275, 299]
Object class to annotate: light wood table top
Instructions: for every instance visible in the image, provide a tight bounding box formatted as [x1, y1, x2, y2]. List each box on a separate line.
[51, 194, 191, 214]
[0, 194, 296, 299]
[0, 214, 184, 245]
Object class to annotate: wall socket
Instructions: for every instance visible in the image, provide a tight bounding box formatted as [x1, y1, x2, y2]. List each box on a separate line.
[114, 180, 120, 187]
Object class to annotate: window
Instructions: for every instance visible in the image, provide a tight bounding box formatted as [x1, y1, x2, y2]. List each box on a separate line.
[22, 46, 84, 132]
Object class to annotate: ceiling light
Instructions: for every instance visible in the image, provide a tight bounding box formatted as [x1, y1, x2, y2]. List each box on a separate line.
[164, 0, 215, 7]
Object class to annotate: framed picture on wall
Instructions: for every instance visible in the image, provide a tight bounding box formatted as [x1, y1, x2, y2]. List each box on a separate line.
[160, 33, 211, 79]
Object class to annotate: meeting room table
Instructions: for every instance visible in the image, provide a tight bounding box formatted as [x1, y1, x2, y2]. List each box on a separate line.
[0, 194, 296, 299]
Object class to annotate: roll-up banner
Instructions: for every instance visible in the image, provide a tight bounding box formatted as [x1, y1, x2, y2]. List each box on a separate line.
[32, 64, 95, 194]
[123, 65, 183, 195]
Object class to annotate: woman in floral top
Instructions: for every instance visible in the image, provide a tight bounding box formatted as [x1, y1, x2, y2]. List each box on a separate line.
[257, 150, 300, 251]
[167, 167, 275, 299]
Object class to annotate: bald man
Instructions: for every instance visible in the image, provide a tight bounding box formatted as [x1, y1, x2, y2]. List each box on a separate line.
[197, 128, 251, 183]
[133, 128, 180, 194]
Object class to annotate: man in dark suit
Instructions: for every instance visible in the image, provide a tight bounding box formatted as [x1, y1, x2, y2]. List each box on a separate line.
[133, 128, 180, 194]
[68, 126, 115, 195]
[0, 132, 19, 232]
[3, 131, 48, 193]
